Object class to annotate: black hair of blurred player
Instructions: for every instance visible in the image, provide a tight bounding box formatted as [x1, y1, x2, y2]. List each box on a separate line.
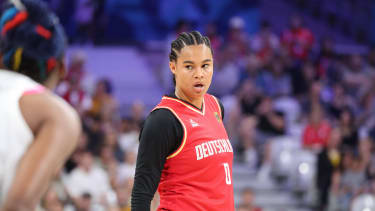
[0, 0, 66, 88]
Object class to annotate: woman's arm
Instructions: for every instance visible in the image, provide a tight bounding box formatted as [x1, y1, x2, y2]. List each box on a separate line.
[1, 92, 81, 211]
[131, 109, 182, 211]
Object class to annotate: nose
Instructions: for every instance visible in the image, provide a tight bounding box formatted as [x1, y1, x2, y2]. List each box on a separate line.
[194, 67, 204, 79]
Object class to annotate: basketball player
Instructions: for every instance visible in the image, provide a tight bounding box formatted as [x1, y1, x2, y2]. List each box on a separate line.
[0, 0, 80, 210]
[131, 31, 234, 210]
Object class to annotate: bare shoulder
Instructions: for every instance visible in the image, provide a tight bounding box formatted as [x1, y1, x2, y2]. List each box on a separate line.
[19, 90, 81, 137]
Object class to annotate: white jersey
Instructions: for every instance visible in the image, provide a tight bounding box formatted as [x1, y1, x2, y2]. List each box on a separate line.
[0, 70, 42, 203]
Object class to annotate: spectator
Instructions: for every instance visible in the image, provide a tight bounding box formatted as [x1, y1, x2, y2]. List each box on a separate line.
[239, 187, 262, 211]
[238, 79, 262, 116]
[98, 145, 117, 170]
[250, 20, 280, 64]
[89, 78, 118, 122]
[130, 100, 146, 129]
[57, 52, 92, 114]
[338, 108, 359, 149]
[103, 126, 124, 162]
[116, 183, 132, 211]
[281, 14, 314, 61]
[210, 44, 241, 97]
[117, 147, 137, 185]
[291, 61, 317, 98]
[60, 77, 91, 115]
[326, 83, 355, 120]
[226, 16, 251, 60]
[257, 57, 292, 97]
[118, 117, 140, 153]
[237, 204, 252, 211]
[64, 132, 89, 173]
[64, 151, 117, 209]
[316, 37, 340, 82]
[255, 96, 286, 138]
[343, 54, 371, 98]
[316, 127, 342, 210]
[240, 53, 263, 83]
[84, 114, 105, 156]
[366, 145, 375, 180]
[235, 116, 258, 170]
[300, 80, 325, 114]
[339, 149, 367, 208]
[327, 170, 342, 211]
[303, 104, 332, 151]
[42, 187, 64, 211]
[74, 192, 92, 211]
[366, 47, 375, 74]
[205, 22, 223, 54]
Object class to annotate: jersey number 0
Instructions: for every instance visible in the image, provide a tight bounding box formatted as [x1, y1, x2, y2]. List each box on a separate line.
[223, 163, 231, 185]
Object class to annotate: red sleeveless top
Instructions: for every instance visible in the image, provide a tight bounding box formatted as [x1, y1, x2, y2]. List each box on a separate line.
[154, 94, 234, 211]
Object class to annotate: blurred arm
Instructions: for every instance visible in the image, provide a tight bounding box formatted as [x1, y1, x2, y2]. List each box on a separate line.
[1, 92, 81, 211]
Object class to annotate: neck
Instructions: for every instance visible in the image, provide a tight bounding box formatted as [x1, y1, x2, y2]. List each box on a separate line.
[43, 70, 59, 90]
[175, 88, 203, 109]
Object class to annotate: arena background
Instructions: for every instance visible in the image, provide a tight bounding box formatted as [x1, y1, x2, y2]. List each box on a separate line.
[3, 0, 375, 210]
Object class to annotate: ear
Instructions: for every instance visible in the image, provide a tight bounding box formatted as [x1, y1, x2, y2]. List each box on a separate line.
[57, 59, 66, 79]
[169, 61, 177, 74]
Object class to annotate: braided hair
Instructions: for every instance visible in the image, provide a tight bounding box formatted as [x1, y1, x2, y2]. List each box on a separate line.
[169, 31, 213, 85]
[169, 31, 213, 62]
[0, 0, 66, 83]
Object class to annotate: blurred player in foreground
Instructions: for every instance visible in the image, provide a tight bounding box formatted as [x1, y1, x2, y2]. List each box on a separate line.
[0, 0, 80, 210]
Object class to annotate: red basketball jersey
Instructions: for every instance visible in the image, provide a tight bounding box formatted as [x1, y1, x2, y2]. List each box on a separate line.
[154, 94, 234, 211]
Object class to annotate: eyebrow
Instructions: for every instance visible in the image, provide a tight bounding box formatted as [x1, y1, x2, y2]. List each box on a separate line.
[182, 59, 212, 64]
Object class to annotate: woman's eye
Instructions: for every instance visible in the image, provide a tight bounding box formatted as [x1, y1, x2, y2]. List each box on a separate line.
[202, 64, 209, 69]
[185, 65, 193, 70]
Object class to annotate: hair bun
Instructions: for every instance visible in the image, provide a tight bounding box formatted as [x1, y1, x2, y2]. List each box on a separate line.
[0, 0, 66, 61]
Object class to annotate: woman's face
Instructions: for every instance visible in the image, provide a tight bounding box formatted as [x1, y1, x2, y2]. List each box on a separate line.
[170, 44, 213, 99]
[340, 110, 352, 125]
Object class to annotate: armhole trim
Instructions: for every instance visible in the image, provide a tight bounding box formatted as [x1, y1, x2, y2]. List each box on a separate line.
[22, 85, 45, 96]
[212, 95, 222, 120]
[153, 106, 187, 159]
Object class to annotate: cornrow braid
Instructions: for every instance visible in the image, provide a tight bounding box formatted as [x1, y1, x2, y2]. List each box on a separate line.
[169, 30, 213, 62]
[0, 0, 66, 83]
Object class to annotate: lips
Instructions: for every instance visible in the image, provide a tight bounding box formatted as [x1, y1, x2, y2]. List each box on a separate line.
[193, 82, 205, 93]
[194, 83, 203, 88]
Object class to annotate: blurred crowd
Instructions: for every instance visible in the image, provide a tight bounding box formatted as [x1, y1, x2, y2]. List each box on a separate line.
[204, 14, 375, 211]
[38, 9, 375, 211]
[39, 50, 145, 210]
[39, 0, 260, 44]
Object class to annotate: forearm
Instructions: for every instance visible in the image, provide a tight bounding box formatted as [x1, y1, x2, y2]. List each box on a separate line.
[131, 108, 182, 211]
[131, 190, 154, 211]
[2, 93, 80, 210]
[131, 165, 161, 210]
[2, 122, 78, 210]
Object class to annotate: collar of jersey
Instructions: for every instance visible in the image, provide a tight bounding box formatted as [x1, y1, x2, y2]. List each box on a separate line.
[163, 95, 206, 115]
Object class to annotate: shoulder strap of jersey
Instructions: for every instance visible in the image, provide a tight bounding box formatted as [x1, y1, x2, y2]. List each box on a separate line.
[207, 94, 222, 120]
